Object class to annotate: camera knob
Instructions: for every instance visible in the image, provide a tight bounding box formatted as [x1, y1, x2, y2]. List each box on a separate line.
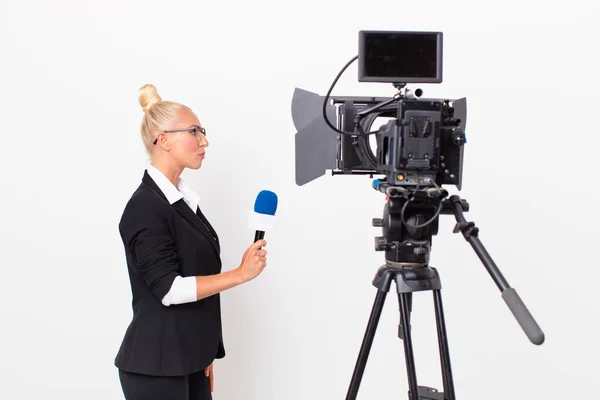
[413, 246, 428, 261]
[374, 236, 387, 251]
[372, 218, 384, 227]
[452, 131, 466, 146]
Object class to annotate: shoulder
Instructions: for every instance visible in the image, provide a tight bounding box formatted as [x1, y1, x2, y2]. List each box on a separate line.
[128, 181, 169, 211]
[118, 181, 173, 238]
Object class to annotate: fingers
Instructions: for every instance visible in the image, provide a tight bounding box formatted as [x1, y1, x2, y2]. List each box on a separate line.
[240, 240, 268, 281]
[248, 248, 267, 259]
[255, 253, 267, 262]
[204, 363, 214, 392]
[253, 239, 267, 249]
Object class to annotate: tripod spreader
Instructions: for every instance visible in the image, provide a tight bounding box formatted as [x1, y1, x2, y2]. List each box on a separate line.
[447, 195, 545, 345]
[346, 265, 454, 400]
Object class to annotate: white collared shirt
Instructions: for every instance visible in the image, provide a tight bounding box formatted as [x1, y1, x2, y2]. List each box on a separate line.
[147, 164, 199, 213]
[147, 164, 199, 306]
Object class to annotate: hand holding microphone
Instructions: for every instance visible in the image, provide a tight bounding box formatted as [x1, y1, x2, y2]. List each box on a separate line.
[237, 240, 268, 283]
[237, 190, 278, 283]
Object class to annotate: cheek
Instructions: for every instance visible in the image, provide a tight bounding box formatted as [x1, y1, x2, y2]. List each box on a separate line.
[183, 136, 199, 153]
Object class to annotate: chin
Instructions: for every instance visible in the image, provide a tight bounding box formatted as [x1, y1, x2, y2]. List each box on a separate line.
[191, 160, 203, 169]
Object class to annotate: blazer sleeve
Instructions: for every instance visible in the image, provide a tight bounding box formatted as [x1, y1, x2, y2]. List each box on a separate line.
[216, 335, 226, 359]
[119, 196, 181, 302]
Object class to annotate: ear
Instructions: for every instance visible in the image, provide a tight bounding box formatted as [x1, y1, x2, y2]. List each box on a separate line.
[155, 132, 171, 151]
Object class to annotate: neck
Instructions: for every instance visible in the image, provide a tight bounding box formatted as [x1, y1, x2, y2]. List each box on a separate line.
[150, 158, 184, 186]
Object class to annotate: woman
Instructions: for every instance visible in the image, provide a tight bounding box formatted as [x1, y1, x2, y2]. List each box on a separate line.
[114, 84, 267, 400]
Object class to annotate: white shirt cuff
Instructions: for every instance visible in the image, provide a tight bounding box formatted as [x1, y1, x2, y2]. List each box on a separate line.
[161, 276, 198, 306]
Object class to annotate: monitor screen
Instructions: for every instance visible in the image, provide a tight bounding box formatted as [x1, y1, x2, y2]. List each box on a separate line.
[358, 31, 443, 84]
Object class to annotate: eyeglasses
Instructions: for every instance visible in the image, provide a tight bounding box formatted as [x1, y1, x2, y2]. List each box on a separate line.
[153, 125, 206, 145]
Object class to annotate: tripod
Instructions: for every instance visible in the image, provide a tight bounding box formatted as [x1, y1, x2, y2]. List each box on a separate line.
[345, 191, 545, 400]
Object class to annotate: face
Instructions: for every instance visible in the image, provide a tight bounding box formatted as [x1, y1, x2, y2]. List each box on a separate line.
[158, 109, 209, 170]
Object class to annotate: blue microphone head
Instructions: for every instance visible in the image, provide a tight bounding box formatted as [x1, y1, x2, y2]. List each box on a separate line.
[254, 190, 278, 216]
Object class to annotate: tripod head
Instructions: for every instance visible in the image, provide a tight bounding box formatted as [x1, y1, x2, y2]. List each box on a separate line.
[371, 179, 468, 268]
[371, 178, 545, 346]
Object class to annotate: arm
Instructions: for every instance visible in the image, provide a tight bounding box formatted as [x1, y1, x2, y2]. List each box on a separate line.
[194, 269, 244, 300]
[161, 270, 243, 306]
[195, 239, 267, 300]
[120, 196, 267, 306]
[120, 199, 182, 302]
[162, 239, 268, 305]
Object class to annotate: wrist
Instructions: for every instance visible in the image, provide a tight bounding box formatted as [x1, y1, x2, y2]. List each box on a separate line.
[233, 267, 246, 285]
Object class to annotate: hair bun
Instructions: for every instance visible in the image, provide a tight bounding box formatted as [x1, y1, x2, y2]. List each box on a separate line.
[139, 84, 162, 112]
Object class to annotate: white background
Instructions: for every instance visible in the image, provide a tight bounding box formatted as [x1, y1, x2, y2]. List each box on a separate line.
[1, 0, 599, 399]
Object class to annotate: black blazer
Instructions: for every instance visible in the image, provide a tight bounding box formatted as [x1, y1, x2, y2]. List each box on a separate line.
[114, 170, 225, 376]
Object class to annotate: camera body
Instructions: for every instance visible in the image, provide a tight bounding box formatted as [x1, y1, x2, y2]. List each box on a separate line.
[292, 30, 467, 191]
[336, 94, 466, 190]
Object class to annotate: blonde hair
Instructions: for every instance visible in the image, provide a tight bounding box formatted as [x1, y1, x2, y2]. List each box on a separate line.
[138, 84, 191, 155]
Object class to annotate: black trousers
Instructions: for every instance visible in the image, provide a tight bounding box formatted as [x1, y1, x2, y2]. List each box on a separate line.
[118, 369, 212, 400]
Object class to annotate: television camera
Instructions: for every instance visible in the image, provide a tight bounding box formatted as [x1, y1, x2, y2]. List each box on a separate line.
[291, 31, 544, 400]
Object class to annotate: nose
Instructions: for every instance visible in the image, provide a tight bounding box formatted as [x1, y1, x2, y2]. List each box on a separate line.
[199, 133, 208, 147]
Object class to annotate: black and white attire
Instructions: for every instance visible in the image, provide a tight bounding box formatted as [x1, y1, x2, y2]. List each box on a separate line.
[115, 165, 225, 400]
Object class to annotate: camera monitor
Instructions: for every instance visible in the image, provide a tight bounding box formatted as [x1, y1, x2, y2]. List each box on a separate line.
[358, 31, 443, 84]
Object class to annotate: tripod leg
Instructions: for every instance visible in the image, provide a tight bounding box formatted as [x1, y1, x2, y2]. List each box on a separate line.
[398, 292, 420, 400]
[398, 293, 413, 340]
[433, 289, 456, 400]
[346, 289, 388, 400]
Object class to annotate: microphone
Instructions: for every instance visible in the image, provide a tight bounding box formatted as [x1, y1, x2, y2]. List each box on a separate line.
[248, 190, 278, 243]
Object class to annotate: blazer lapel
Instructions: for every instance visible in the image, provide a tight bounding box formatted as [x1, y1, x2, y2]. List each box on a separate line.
[196, 207, 220, 252]
[172, 200, 220, 256]
[142, 170, 220, 256]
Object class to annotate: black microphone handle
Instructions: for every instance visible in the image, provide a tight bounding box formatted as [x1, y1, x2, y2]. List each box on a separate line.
[254, 230, 265, 243]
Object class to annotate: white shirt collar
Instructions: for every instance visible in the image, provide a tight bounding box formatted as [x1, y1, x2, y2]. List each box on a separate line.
[147, 164, 199, 213]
